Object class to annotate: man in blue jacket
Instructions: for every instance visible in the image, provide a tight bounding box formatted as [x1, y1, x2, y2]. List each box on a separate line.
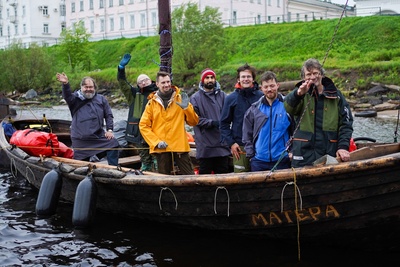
[220, 63, 263, 172]
[190, 68, 231, 174]
[242, 71, 292, 172]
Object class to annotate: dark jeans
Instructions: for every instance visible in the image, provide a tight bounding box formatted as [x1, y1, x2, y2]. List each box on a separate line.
[250, 157, 291, 172]
[84, 147, 119, 166]
[155, 152, 194, 175]
[198, 156, 231, 174]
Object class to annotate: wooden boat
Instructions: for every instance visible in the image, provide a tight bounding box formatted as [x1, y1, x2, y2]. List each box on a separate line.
[1, 113, 400, 250]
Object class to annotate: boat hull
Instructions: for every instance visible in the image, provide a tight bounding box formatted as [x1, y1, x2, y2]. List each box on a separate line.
[2, 118, 400, 246]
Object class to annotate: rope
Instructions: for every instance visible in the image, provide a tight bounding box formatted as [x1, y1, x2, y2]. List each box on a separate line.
[287, 1, 349, 148]
[394, 109, 399, 143]
[10, 158, 17, 178]
[321, 0, 349, 66]
[158, 187, 178, 211]
[213, 186, 230, 217]
[280, 167, 302, 261]
[25, 166, 35, 182]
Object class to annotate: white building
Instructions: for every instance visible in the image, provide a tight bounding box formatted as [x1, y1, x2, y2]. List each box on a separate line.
[66, 0, 352, 43]
[0, 0, 353, 49]
[355, 0, 400, 16]
[0, 0, 66, 49]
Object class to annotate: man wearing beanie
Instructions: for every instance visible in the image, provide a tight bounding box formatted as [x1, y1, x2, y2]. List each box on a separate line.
[220, 63, 263, 173]
[139, 71, 199, 175]
[190, 68, 231, 174]
[117, 53, 158, 171]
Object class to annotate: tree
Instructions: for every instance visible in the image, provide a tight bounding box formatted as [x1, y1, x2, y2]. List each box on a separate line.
[171, 3, 225, 86]
[0, 43, 53, 93]
[59, 21, 93, 72]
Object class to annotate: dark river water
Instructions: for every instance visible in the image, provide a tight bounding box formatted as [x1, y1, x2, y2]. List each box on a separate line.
[1, 107, 399, 266]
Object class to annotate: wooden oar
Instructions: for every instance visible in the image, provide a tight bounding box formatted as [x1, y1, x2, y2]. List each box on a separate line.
[313, 143, 400, 166]
[51, 156, 166, 176]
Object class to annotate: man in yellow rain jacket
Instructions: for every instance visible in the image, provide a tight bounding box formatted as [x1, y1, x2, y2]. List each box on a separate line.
[139, 71, 199, 175]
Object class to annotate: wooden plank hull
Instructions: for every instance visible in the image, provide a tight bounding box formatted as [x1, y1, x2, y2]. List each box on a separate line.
[2, 118, 400, 246]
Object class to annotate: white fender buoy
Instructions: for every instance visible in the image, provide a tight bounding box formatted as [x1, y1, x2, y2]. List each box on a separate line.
[36, 169, 62, 216]
[72, 174, 97, 228]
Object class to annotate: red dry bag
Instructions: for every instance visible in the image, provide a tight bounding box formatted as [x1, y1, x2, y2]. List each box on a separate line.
[10, 129, 60, 157]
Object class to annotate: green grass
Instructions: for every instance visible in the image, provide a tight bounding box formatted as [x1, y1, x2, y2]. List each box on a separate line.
[47, 16, 400, 92]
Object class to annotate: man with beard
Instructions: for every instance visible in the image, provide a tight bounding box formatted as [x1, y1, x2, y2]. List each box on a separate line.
[220, 63, 263, 173]
[190, 68, 231, 174]
[284, 58, 353, 167]
[242, 71, 292, 172]
[56, 73, 119, 166]
[117, 53, 158, 171]
[139, 71, 199, 175]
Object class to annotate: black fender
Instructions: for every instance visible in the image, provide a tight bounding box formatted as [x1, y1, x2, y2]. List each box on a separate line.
[72, 174, 98, 228]
[36, 169, 62, 216]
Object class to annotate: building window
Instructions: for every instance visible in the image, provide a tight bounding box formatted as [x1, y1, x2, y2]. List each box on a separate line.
[0, 26, 3, 37]
[100, 19, 105, 31]
[257, 14, 261, 24]
[151, 12, 157, 26]
[14, 24, 18, 35]
[60, 5, 66, 16]
[140, 13, 145, 28]
[90, 0, 94, 10]
[100, 0, 104, 8]
[22, 6, 26, 16]
[80, 0, 84, 11]
[43, 23, 49, 34]
[23, 24, 26, 34]
[42, 6, 48, 15]
[109, 0, 113, 7]
[90, 20, 94, 33]
[305, 15, 308, 22]
[110, 18, 114, 31]
[277, 0, 280, 7]
[232, 11, 237, 25]
[119, 0, 124, 5]
[61, 22, 66, 31]
[71, 2, 75, 13]
[296, 13, 300, 21]
[130, 15, 135, 28]
[129, 0, 134, 4]
[268, 0, 271, 6]
[120, 16, 125, 30]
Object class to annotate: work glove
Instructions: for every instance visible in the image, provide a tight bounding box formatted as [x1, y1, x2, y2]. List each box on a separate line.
[211, 120, 219, 128]
[119, 53, 131, 69]
[157, 141, 168, 149]
[176, 91, 189, 109]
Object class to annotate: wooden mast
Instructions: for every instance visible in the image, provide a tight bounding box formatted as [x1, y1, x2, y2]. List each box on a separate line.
[158, 0, 173, 75]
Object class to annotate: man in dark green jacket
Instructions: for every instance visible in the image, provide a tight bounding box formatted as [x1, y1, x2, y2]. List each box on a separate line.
[117, 53, 157, 171]
[284, 58, 353, 167]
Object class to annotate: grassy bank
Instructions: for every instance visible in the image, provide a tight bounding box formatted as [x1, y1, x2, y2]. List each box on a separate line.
[49, 16, 400, 95]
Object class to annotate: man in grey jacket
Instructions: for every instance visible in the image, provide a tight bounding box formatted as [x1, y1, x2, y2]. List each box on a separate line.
[56, 72, 119, 166]
[190, 68, 231, 174]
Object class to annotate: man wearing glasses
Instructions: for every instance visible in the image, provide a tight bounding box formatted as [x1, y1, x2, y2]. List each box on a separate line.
[117, 53, 158, 171]
[220, 63, 263, 173]
[284, 58, 353, 167]
[56, 73, 119, 166]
